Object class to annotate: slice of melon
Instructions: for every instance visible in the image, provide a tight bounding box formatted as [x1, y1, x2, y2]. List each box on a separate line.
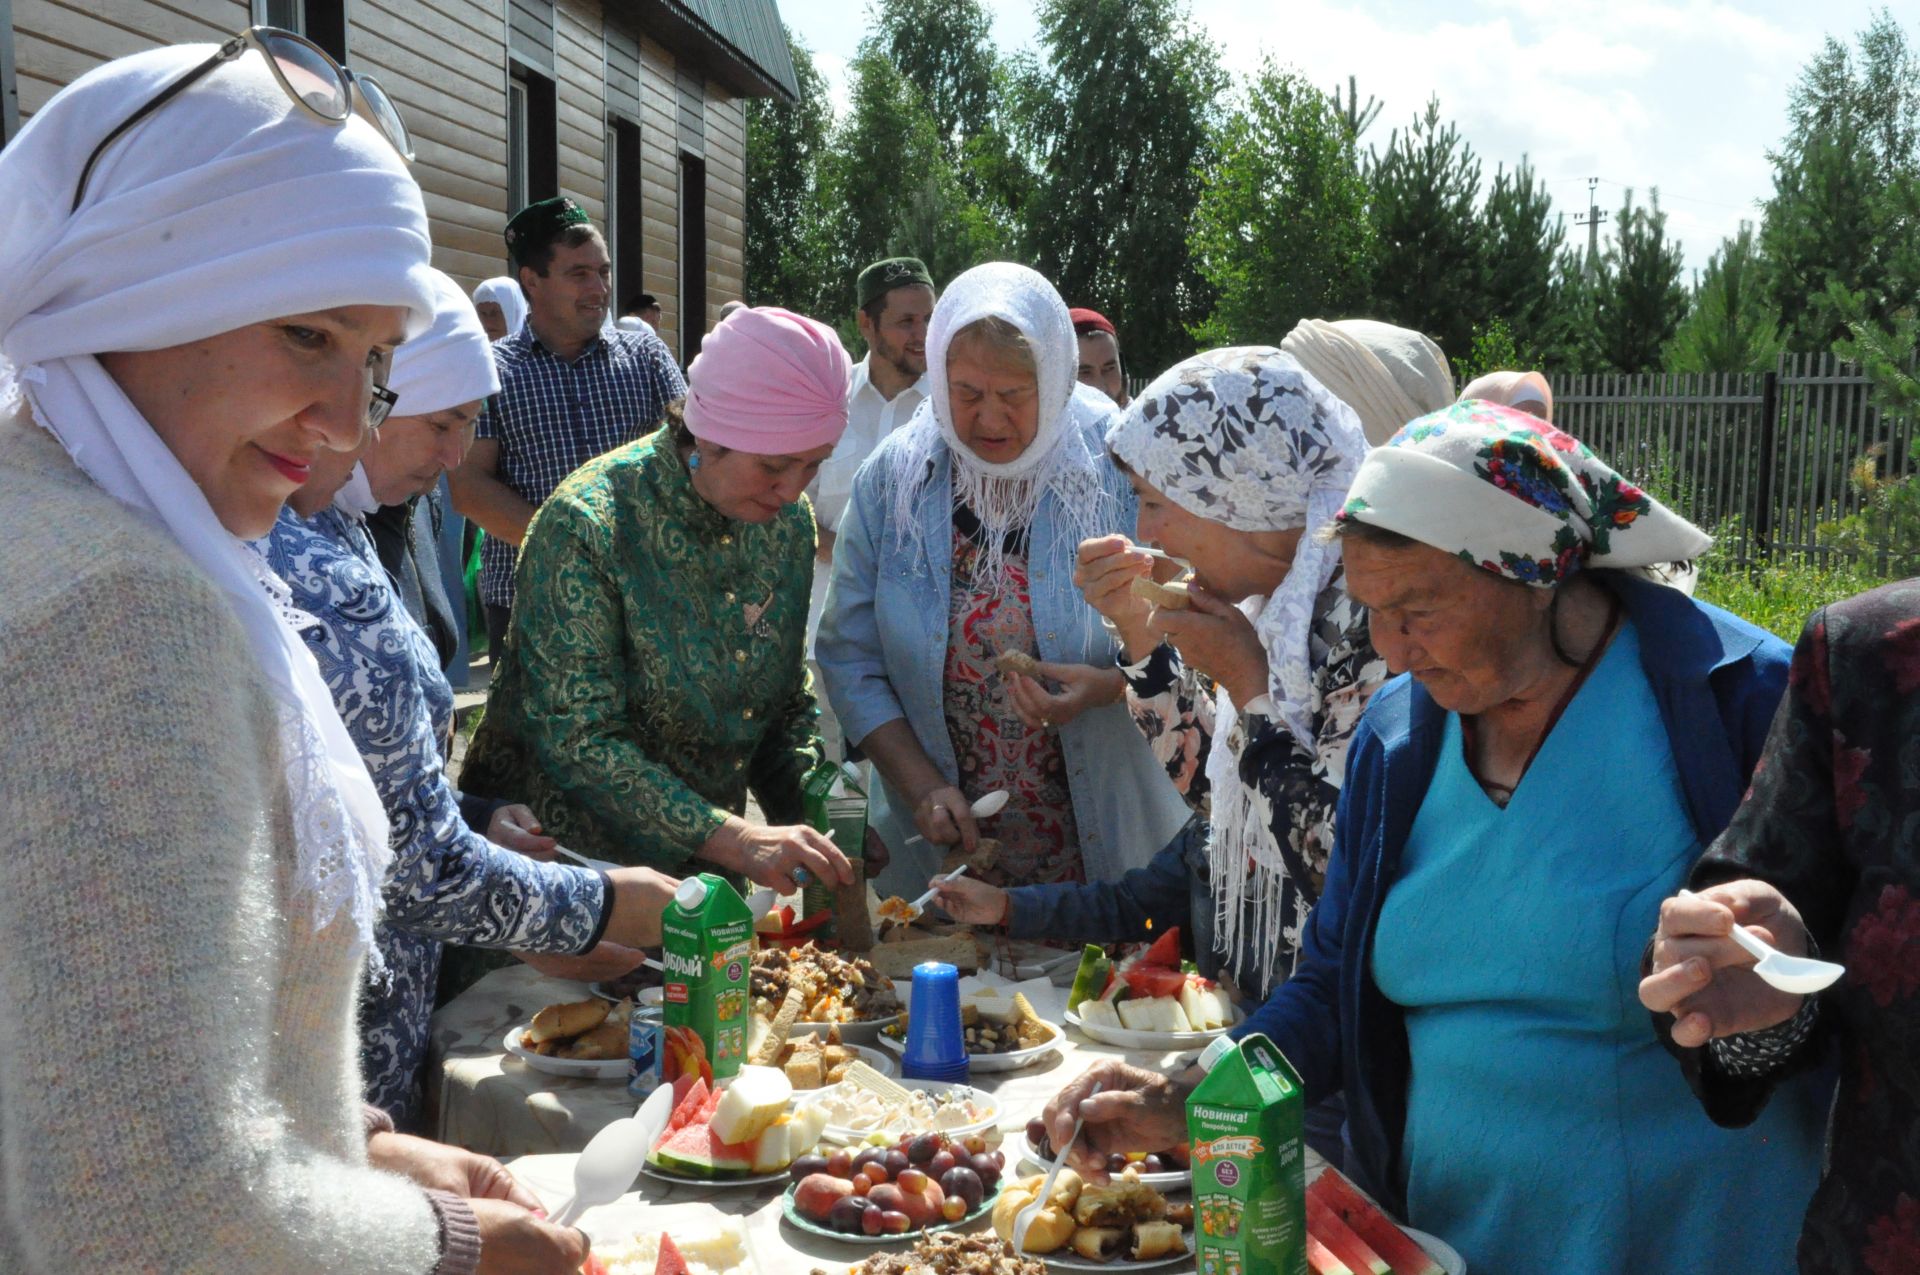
[709, 1064, 792, 1144]
[1150, 996, 1192, 1032]
[1308, 1195, 1390, 1274]
[1307, 1234, 1355, 1275]
[749, 1116, 794, 1175]
[652, 1234, 689, 1275]
[1309, 1171, 1445, 1275]
[1078, 999, 1122, 1029]
[1115, 998, 1159, 1032]
[648, 1120, 755, 1179]
[663, 1077, 710, 1136]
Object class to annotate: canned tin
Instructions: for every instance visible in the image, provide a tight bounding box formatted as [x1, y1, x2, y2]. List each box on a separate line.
[627, 1006, 665, 1101]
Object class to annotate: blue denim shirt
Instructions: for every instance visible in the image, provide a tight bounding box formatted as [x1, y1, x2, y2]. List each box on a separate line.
[816, 424, 1191, 893]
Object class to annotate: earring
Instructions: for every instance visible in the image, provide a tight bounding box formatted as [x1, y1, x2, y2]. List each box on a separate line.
[688, 449, 703, 471]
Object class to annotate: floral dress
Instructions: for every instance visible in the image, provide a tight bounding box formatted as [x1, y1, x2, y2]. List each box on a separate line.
[462, 429, 823, 865]
[941, 515, 1081, 888]
[263, 507, 607, 1126]
[1121, 573, 1385, 999]
[1669, 578, 1920, 1275]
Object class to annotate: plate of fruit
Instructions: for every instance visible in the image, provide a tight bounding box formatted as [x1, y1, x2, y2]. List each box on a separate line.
[640, 1065, 830, 1187]
[1307, 1166, 1465, 1275]
[782, 1129, 1005, 1244]
[1018, 1118, 1190, 1190]
[1063, 930, 1240, 1050]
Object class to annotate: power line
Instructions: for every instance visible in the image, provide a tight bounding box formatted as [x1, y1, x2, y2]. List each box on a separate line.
[1573, 177, 1609, 274]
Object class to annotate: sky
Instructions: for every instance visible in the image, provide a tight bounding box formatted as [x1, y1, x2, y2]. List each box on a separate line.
[774, 0, 1902, 278]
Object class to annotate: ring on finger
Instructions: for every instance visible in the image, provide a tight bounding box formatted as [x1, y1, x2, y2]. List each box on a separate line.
[793, 867, 813, 887]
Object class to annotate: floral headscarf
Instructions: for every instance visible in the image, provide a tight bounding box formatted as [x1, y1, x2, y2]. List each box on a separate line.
[1339, 399, 1710, 586]
[1108, 348, 1369, 991]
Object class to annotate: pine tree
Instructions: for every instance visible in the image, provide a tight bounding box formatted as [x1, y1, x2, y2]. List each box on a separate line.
[1480, 159, 1562, 361]
[744, 31, 837, 314]
[1007, 0, 1226, 372]
[1364, 98, 1487, 364]
[1594, 189, 1689, 373]
[1187, 62, 1371, 346]
[1666, 222, 1785, 373]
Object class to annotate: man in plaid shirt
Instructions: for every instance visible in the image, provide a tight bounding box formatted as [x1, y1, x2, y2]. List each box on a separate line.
[450, 197, 686, 653]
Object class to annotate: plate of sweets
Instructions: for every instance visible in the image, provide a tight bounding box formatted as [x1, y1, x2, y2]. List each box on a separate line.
[991, 1168, 1194, 1270]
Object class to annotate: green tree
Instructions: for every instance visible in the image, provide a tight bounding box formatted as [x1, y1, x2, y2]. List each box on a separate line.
[1593, 189, 1688, 373]
[1364, 98, 1487, 363]
[1763, 12, 1920, 349]
[1007, 0, 1227, 372]
[1539, 245, 1603, 373]
[1666, 222, 1786, 373]
[1480, 159, 1561, 359]
[867, 0, 996, 150]
[1187, 62, 1371, 347]
[743, 31, 836, 313]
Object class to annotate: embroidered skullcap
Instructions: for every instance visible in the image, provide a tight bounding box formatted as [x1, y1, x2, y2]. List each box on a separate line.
[386, 268, 500, 418]
[857, 256, 933, 310]
[1281, 318, 1453, 446]
[1338, 399, 1710, 586]
[504, 196, 592, 267]
[684, 306, 851, 454]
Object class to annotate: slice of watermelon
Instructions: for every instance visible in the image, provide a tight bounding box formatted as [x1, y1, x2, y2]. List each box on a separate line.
[670, 1069, 701, 1112]
[1139, 926, 1183, 969]
[1308, 1195, 1390, 1275]
[653, 1234, 689, 1275]
[1122, 966, 1188, 999]
[1310, 1170, 1445, 1275]
[1306, 1233, 1354, 1275]
[648, 1119, 755, 1179]
[663, 1077, 710, 1135]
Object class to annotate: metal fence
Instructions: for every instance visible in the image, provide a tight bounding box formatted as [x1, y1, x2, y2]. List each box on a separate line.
[1552, 353, 1916, 568]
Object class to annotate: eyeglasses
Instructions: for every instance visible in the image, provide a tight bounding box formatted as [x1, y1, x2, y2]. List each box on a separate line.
[367, 382, 399, 432]
[71, 26, 414, 214]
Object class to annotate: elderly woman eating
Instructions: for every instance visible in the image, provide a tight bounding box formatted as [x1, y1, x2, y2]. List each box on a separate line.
[265, 267, 680, 1126]
[462, 307, 857, 895]
[817, 262, 1187, 894]
[0, 40, 588, 1272]
[934, 348, 1389, 1012]
[1041, 402, 1829, 1275]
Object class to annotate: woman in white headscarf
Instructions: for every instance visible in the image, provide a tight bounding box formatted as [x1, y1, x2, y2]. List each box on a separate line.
[0, 40, 585, 1274]
[818, 263, 1188, 895]
[470, 275, 527, 343]
[1281, 317, 1454, 445]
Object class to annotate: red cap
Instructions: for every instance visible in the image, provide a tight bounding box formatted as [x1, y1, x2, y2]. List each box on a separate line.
[1069, 307, 1116, 337]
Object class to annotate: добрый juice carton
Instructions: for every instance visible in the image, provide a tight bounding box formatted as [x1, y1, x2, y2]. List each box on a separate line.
[1186, 1032, 1306, 1275]
[661, 874, 754, 1087]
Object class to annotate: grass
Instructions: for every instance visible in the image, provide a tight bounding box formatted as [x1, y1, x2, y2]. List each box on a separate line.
[1694, 556, 1890, 641]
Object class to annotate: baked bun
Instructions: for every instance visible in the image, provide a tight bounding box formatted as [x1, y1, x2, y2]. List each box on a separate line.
[995, 650, 1042, 678]
[562, 1020, 627, 1060]
[1129, 577, 1192, 610]
[527, 998, 609, 1044]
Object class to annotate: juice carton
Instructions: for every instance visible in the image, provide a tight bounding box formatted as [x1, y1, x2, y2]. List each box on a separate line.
[661, 874, 754, 1087]
[800, 761, 869, 947]
[1186, 1032, 1306, 1275]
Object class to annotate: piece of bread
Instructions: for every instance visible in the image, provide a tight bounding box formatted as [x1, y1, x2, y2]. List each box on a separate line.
[1129, 577, 1192, 611]
[864, 932, 985, 979]
[563, 1020, 627, 1061]
[995, 649, 1042, 679]
[528, 998, 609, 1044]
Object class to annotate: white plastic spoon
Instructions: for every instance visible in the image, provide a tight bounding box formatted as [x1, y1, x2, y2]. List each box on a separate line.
[1014, 1082, 1102, 1254]
[901, 864, 971, 922]
[904, 791, 1009, 848]
[1680, 890, 1844, 995]
[546, 1082, 677, 1228]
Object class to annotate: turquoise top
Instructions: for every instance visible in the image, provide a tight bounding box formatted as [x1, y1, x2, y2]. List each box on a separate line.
[1372, 620, 1821, 1275]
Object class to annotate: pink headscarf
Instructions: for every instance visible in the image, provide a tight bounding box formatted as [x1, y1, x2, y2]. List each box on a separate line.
[683, 306, 851, 454]
[1458, 369, 1553, 421]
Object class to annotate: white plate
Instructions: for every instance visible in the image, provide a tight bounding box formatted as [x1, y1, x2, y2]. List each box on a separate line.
[637, 1161, 793, 1190]
[503, 1025, 629, 1080]
[1064, 1002, 1242, 1051]
[1042, 1230, 1193, 1271]
[801, 1077, 1002, 1144]
[1404, 1226, 1467, 1275]
[875, 1019, 1064, 1073]
[1018, 1136, 1188, 1190]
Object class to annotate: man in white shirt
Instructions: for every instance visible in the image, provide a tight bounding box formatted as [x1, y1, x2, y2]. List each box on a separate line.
[806, 256, 935, 755]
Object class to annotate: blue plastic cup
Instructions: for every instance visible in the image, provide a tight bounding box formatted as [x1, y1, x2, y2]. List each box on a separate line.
[901, 961, 970, 1082]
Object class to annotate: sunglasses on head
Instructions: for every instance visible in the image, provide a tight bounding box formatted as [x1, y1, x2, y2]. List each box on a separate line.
[71, 26, 414, 215]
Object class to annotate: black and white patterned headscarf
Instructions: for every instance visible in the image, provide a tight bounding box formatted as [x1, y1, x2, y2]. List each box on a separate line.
[1107, 348, 1368, 986]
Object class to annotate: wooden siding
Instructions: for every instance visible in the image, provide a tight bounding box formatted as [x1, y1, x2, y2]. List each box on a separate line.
[506, 0, 551, 77]
[8, 0, 750, 349]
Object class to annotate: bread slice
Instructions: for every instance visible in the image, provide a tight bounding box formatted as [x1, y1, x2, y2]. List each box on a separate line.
[994, 649, 1042, 679]
[864, 931, 986, 979]
[1128, 577, 1192, 611]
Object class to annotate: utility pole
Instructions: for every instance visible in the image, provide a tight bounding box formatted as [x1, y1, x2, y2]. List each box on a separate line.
[1573, 177, 1608, 276]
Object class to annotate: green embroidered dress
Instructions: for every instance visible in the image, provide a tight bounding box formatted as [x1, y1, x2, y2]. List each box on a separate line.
[462, 429, 823, 866]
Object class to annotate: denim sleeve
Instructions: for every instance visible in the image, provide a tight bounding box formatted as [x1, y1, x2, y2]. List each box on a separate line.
[1004, 825, 1195, 942]
[816, 460, 911, 746]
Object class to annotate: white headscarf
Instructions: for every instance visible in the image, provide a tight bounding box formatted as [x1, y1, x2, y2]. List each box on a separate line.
[471, 276, 528, 341]
[0, 44, 437, 962]
[885, 262, 1117, 585]
[1107, 349, 1369, 988]
[1281, 318, 1453, 446]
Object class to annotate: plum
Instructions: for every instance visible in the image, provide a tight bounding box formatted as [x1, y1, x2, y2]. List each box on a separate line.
[789, 1154, 829, 1184]
[928, 1149, 957, 1178]
[828, 1196, 870, 1234]
[882, 1149, 911, 1178]
[907, 1133, 940, 1165]
[938, 1165, 984, 1211]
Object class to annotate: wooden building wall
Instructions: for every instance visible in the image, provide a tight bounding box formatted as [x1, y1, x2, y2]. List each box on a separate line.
[7, 0, 754, 362]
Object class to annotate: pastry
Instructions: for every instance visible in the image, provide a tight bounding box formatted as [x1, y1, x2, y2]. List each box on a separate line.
[995, 649, 1042, 679]
[527, 997, 609, 1044]
[1129, 577, 1192, 611]
[1129, 1220, 1185, 1260]
[1069, 1226, 1126, 1261]
[562, 1020, 627, 1060]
